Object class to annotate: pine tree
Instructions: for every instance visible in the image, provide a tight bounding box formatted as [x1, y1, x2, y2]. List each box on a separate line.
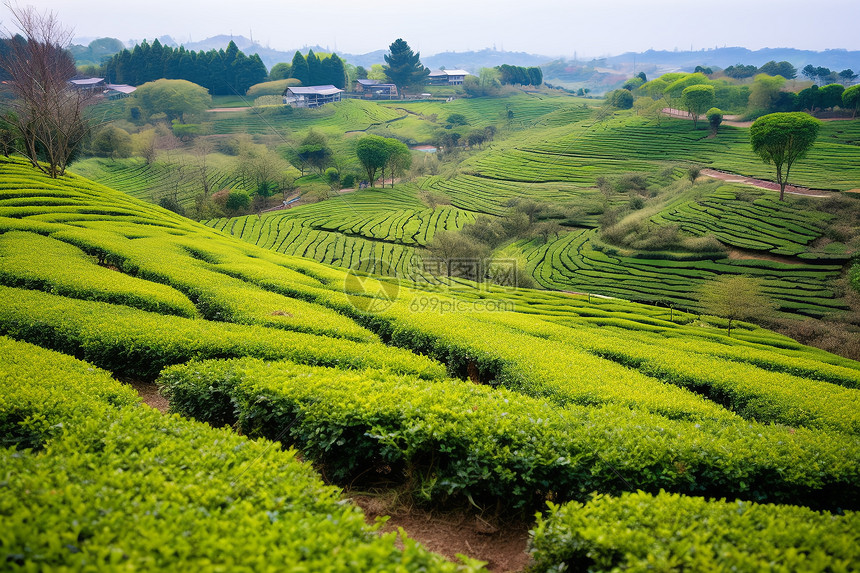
[306, 50, 321, 85]
[290, 51, 309, 86]
[382, 38, 428, 95]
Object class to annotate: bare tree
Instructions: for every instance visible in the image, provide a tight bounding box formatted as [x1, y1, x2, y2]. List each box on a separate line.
[0, 3, 94, 177]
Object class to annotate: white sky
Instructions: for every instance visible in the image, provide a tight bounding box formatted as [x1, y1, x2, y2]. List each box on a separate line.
[3, 0, 859, 57]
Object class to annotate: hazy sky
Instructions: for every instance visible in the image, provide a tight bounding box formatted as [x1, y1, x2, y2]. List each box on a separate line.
[3, 0, 859, 57]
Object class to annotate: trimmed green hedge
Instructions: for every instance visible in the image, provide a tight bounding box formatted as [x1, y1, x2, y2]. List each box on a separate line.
[529, 491, 859, 572]
[0, 336, 476, 571]
[159, 357, 860, 513]
[0, 285, 445, 380]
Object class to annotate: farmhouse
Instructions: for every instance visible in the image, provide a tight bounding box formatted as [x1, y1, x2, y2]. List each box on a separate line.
[104, 84, 136, 100]
[68, 77, 105, 92]
[355, 79, 398, 99]
[283, 85, 343, 108]
[428, 69, 470, 85]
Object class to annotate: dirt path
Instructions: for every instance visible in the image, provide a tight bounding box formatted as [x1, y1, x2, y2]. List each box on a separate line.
[353, 495, 531, 572]
[207, 107, 252, 113]
[662, 107, 753, 127]
[663, 108, 850, 128]
[727, 247, 807, 265]
[126, 379, 169, 413]
[700, 168, 835, 197]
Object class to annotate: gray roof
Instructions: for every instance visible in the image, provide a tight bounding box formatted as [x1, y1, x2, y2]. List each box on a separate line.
[105, 84, 136, 94]
[429, 70, 470, 77]
[287, 85, 343, 95]
[69, 77, 105, 86]
[357, 79, 381, 86]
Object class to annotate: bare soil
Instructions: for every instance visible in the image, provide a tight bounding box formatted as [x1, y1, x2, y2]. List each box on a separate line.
[700, 168, 835, 198]
[727, 247, 806, 265]
[126, 379, 169, 413]
[352, 495, 532, 572]
[662, 108, 848, 128]
[206, 107, 252, 113]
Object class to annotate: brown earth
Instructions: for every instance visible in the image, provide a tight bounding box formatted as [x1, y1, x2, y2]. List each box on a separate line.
[126, 379, 169, 413]
[127, 382, 531, 570]
[727, 247, 806, 265]
[352, 495, 532, 572]
[206, 107, 252, 113]
[700, 168, 835, 198]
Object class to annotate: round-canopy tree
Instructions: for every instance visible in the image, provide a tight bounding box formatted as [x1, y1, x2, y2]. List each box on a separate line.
[132, 79, 211, 122]
[749, 112, 820, 201]
[355, 134, 389, 187]
[706, 107, 723, 134]
[681, 84, 715, 128]
[843, 85, 860, 119]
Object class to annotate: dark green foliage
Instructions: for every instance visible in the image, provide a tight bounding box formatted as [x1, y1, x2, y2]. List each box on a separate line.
[0, 112, 22, 157]
[289, 50, 309, 85]
[225, 189, 250, 213]
[530, 491, 859, 573]
[605, 89, 633, 109]
[724, 63, 758, 79]
[355, 134, 390, 186]
[843, 84, 860, 118]
[294, 130, 333, 174]
[445, 113, 468, 126]
[797, 85, 821, 112]
[286, 51, 348, 89]
[496, 64, 542, 86]
[382, 38, 429, 93]
[103, 39, 267, 96]
[707, 107, 723, 133]
[158, 195, 186, 217]
[819, 83, 845, 110]
[758, 60, 797, 79]
[694, 65, 713, 75]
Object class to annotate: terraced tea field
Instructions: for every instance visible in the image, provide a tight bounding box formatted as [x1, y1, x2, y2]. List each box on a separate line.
[205, 185, 475, 277]
[73, 155, 251, 207]
[2, 154, 859, 569]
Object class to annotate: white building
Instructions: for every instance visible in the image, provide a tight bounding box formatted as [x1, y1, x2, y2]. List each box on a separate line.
[283, 85, 343, 108]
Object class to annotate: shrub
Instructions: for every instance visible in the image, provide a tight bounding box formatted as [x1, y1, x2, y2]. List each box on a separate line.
[530, 491, 859, 572]
[0, 336, 470, 571]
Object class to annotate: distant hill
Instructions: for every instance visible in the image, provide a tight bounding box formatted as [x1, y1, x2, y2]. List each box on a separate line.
[72, 34, 860, 82]
[422, 49, 551, 72]
[599, 47, 860, 75]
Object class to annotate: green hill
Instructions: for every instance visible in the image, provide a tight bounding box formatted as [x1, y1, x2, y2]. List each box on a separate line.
[2, 153, 860, 568]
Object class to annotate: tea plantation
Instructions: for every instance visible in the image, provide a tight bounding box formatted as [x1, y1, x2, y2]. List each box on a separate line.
[2, 152, 859, 569]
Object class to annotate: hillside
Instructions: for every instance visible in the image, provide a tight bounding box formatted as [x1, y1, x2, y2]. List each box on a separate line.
[2, 152, 860, 569]
[178, 97, 860, 342]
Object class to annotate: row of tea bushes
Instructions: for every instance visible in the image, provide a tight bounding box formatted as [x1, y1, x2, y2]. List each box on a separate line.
[0, 285, 445, 381]
[0, 230, 198, 318]
[159, 356, 860, 513]
[0, 336, 473, 571]
[529, 491, 858, 572]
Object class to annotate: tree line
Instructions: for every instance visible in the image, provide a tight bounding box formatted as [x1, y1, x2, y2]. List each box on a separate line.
[287, 50, 348, 89]
[496, 64, 543, 86]
[102, 39, 267, 95]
